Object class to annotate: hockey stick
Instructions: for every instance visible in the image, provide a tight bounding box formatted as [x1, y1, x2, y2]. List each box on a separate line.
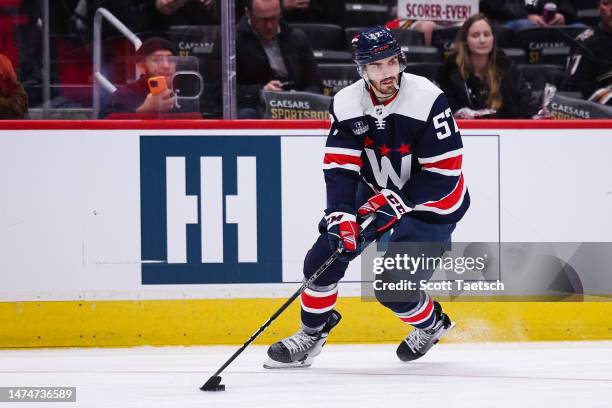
[200, 215, 375, 392]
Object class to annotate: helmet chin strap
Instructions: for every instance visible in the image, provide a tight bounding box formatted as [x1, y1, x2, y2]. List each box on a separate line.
[392, 77, 400, 90]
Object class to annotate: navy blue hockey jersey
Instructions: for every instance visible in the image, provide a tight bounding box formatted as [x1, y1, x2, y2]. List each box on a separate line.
[323, 73, 470, 224]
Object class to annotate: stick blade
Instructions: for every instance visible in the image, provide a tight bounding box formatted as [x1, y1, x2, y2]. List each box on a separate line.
[200, 375, 225, 392]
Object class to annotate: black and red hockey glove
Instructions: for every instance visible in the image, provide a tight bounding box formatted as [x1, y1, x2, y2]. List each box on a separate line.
[358, 188, 413, 240]
[325, 211, 360, 261]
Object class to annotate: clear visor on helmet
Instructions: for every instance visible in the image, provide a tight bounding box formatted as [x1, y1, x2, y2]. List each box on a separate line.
[357, 52, 408, 82]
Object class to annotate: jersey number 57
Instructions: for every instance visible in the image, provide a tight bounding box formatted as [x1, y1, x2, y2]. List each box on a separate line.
[433, 108, 459, 140]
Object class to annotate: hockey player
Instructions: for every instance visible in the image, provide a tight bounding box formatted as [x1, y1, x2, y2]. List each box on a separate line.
[265, 26, 470, 368]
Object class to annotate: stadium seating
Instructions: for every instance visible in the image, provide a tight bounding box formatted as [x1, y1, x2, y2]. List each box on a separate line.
[500, 48, 528, 64]
[556, 91, 584, 99]
[515, 27, 585, 64]
[403, 62, 442, 83]
[391, 29, 425, 47]
[344, 3, 390, 27]
[492, 24, 515, 48]
[540, 47, 570, 67]
[167, 25, 220, 99]
[518, 64, 566, 92]
[402, 46, 442, 63]
[431, 26, 459, 58]
[317, 63, 361, 96]
[574, 0, 601, 26]
[550, 93, 612, 118]
[291, 23, 346, 51]
[167, 25, 219, 57]
[576, 9, 600, 27]
[312, 50, 353, 63]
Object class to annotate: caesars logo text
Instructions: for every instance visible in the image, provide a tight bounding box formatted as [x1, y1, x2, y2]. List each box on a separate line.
[271, 109, 328, 119]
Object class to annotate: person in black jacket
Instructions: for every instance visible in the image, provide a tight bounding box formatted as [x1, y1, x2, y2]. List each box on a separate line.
[562, 0, 612, 100]
[234, 0, 322, 118]
[480, 0, 576, 30]
[437, 13, 540, 119]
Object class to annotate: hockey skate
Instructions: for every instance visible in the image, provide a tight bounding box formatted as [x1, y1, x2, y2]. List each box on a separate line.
[396, 301, 455, 362]
[264, 310, 341, 369]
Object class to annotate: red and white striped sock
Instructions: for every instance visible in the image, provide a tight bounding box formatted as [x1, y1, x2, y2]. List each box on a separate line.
[300, 285, 338, 331]
[394, 294, 438, 330]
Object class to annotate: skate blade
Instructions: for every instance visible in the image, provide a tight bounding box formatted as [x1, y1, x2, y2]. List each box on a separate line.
[263, 357, 313, 369]
[433, 321, 457, 345]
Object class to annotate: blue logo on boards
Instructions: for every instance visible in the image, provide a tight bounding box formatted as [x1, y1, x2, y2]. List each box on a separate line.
[140, 136, 282, 284]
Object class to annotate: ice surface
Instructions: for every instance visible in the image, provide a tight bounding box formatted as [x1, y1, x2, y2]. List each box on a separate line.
[1, 341, 611, 407]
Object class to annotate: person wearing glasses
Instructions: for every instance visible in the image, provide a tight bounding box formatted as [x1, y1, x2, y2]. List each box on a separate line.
[233, 0, 322, 118]
[99, 37, 179, 118]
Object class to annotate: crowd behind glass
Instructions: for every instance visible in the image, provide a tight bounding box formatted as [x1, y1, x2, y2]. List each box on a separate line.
[0, 0, 610, 119]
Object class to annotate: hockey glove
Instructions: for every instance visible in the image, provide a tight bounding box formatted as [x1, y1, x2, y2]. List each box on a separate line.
[325, 211, 360, 261]
[358, 188, 413, 241]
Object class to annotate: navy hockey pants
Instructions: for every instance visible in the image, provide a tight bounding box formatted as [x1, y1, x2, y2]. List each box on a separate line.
[300, 213, 455, 331]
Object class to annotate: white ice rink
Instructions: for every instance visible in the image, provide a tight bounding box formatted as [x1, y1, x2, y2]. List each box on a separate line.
[1, 341, 611, 408]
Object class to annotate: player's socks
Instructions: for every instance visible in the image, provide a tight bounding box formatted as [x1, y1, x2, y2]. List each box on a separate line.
[264, 310, 341, 369]
[396, 301, 454, 361]
[299, 284, 338, 330]
[393, 293, 438, 329]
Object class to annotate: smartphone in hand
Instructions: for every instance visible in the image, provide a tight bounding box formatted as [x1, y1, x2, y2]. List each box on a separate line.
[147, 76, 168, 96]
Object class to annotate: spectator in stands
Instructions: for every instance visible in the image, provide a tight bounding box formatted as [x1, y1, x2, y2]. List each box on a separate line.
[480, 0, 576, 30]
[386, 19, 459, 47]
[562, 0, 612, 100]
[99, 37, 178, 118]
[233, 0, 322, 118]
[437, 14, 540, 118]
[280, 0, 344, 25]
[0, 53, 28, 119]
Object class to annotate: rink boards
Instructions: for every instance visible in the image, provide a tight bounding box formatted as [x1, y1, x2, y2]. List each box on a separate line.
[0, 120, 611, 347]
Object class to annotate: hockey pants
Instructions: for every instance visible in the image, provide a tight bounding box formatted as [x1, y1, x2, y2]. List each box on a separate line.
[300, 214, 455, 331]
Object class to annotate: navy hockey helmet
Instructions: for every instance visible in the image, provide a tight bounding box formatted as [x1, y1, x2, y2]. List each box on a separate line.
[351, 26, 402, 66]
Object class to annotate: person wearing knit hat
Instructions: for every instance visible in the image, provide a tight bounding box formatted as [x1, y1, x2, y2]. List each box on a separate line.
[100, 37, 179, 118]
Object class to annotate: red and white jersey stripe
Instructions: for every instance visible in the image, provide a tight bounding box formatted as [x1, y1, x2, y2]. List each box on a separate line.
[323, 147, 363, 173]
[414, 173, 467, 215]
[418, 148, 463, 177]
[300, 286, 338, 314]
[413, 147, 466, 214]
[395, 295, 434, 325]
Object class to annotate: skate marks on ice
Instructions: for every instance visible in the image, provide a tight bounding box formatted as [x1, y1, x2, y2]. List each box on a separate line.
[0, 342, 611, 408]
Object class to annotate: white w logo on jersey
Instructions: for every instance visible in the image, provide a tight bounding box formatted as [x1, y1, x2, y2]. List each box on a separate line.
[365, 149, 412, 189]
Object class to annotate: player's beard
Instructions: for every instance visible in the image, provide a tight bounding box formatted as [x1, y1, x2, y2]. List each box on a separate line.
[370, 75, 399, 101]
